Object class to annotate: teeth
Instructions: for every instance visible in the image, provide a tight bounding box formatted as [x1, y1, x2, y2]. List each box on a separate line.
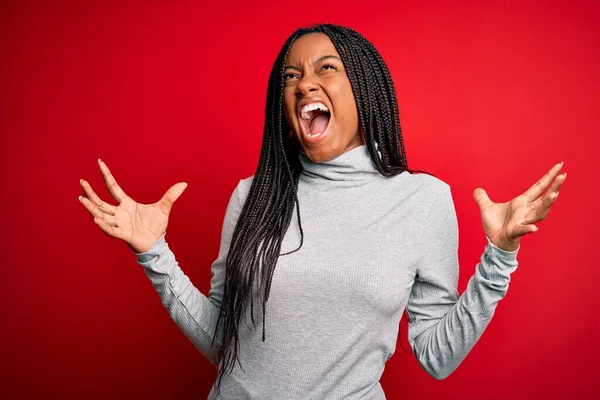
[300, 102, 329, 120]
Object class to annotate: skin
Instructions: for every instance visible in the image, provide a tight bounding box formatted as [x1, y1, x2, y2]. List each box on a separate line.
[473, 164, 566, 251]
[78, 159, 187, 254]
[78, 33, 567, 254]
[78, 159, 566, 254]
[283, 32, 365, 163]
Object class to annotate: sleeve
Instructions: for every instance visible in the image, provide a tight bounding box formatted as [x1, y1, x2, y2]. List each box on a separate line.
[134, 179, 249, 365]
[406, 184, 519, 380]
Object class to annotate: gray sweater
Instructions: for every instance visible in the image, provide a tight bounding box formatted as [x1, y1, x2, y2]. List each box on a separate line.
[135, 144, 519, 399]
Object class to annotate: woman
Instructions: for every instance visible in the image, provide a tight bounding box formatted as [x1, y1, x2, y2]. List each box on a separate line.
[78, 24, 566, 399]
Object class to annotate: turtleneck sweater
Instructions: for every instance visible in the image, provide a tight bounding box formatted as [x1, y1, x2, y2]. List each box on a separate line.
[135, 144, 519, 399]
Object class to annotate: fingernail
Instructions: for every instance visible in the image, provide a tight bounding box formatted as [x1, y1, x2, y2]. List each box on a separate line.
[560, 161, 564, 165]
[78, 196, 82, 202]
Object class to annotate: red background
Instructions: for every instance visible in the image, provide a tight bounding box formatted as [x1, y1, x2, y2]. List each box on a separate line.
[1, 0, 598, 398]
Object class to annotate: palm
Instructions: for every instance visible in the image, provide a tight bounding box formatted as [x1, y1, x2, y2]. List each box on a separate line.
[112, 198, 170, 252]
[473, 162, 566, 251]
[478, 195, 530, 248]
[79, 159, 187, 253]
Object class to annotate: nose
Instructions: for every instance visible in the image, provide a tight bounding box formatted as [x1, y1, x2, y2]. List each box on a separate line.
[295, 73, 319, 97]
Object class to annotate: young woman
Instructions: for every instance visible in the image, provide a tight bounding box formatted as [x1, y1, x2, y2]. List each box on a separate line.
[78, 24, 566, 399]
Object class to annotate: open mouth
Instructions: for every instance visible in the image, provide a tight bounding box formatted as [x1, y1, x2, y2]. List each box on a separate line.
[298, 102, 331, 139]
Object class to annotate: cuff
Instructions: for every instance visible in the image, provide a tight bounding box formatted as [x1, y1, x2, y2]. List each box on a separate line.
[485, 236, 519, 269]
[135, 233, 167, 263]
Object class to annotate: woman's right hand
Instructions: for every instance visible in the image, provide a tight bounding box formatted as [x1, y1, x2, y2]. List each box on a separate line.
[79, 159, 188, 254]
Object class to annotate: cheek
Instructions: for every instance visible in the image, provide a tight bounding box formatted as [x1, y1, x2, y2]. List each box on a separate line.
[329, 79, 358, 126]
[344, 95, 359, 130]
[335, 92, 359, 129]
[343, 84, 358, 120]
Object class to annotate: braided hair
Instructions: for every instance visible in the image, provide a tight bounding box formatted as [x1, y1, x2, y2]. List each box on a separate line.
[212, 23, 434, 394]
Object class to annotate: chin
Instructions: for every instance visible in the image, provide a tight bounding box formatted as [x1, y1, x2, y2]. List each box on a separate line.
[295, 125, 362, 163]
[301, 144, 340, 164]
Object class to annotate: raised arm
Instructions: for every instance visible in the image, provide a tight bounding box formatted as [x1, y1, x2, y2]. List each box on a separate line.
[406, 184, 519, 379]
[135, 178, 250, 365]
[407, 162, 566, 379]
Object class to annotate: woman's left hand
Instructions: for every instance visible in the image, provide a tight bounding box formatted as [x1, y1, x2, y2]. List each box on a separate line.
[472, 162, 567, 252]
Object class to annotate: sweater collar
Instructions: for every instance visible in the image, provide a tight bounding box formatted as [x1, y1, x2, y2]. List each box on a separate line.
[299, 144, 380, 181]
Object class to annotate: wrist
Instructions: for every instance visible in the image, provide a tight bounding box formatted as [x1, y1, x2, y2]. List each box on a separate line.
[492, 237, 520, 252]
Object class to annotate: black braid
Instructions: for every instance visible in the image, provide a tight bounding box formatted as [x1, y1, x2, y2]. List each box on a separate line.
[211, 23, 435, 396]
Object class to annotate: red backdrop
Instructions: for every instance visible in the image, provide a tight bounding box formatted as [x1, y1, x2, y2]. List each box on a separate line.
[1, 0, 598, 399]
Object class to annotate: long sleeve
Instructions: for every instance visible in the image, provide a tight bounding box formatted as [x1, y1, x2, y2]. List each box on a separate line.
[406, 184, 519, 380]
[134, 178, 250, 365]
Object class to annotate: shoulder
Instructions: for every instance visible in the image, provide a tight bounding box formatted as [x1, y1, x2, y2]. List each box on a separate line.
[391, 170, 451, 199]
[232, 175, 255, 205]
[221, 175, 255, 226]
[388, 172, 455, 228]
[406, 174, 457, 228]
[239, 175, 254, 189]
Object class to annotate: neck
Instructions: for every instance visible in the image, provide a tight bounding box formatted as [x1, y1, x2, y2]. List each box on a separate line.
[299, 145, 380, 181]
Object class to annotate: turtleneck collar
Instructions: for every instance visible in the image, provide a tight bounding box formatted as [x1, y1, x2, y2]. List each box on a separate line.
[299, 144, 380, 181]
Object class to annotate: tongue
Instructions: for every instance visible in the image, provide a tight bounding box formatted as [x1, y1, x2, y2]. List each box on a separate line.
[309, 114, 330, 135]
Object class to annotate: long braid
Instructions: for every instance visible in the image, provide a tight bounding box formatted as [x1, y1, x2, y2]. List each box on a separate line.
[212, 24, 434, 396]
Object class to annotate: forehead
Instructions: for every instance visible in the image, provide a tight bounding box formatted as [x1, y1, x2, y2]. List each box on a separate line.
[286, 32, 339, 64]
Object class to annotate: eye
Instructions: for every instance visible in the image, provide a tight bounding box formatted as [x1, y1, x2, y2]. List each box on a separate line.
[284, 72, 298, 81]
[321, 64, 337, 72]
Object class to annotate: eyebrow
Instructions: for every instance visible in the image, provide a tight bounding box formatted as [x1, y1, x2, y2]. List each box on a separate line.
[284, 55, 342, 70]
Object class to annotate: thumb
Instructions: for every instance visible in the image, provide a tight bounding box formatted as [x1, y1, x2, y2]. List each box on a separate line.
[160, 182, 188, 213]
[473, 187, 492, 210]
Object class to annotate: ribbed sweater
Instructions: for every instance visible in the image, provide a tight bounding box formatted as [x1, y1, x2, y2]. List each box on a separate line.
[135, 144, 519, 399]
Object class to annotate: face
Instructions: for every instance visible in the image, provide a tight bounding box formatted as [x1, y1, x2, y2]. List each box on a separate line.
[283, 32, 364, 163]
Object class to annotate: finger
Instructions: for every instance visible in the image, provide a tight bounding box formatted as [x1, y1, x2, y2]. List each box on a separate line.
[94, 217, 126, 240]
[546, 172, 567, 196]
[544, 190, 560, 207]
[513, 223, 538, 238]
[473, 188, 492, 210]
[157, 182, 188, 215]
[80, 179, 117, 215]
[79, 195, 105, 219]
[522, 191, 560, 224]
[80, 196, 120, 226]
[98, 159, 129, 204]
[102, 214, 119, 227]
[524, 162, 564, 201]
